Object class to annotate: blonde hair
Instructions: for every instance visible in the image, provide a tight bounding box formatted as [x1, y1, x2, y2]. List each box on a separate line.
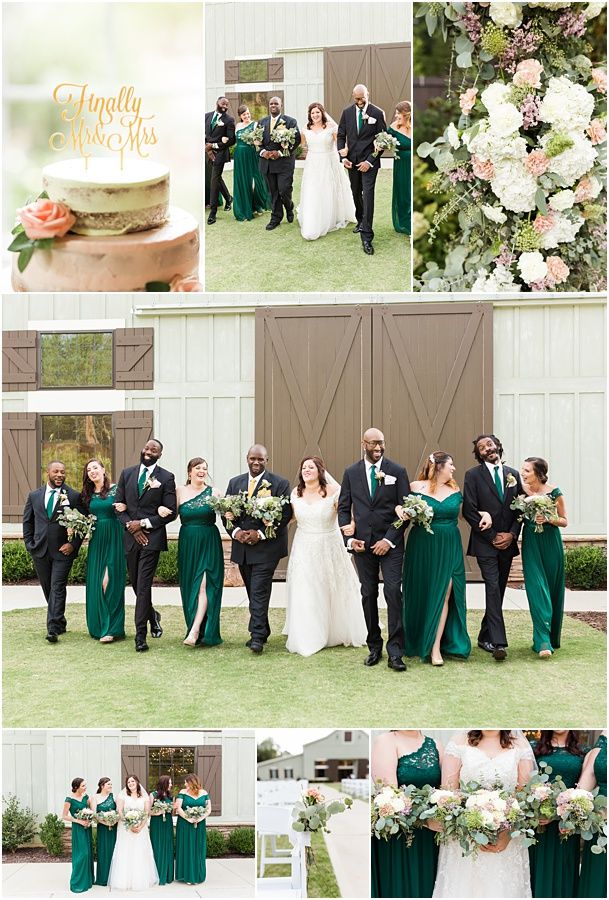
[417, 451, 459, 494]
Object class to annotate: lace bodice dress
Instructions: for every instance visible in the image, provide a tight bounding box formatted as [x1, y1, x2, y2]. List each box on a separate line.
[108, 790, 159, 891]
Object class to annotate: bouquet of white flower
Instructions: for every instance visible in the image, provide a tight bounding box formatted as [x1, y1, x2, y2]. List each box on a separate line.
[373, 131, 399, 157]
[241, 124, 264, 146]
[417, 786, 465, 846]
[556, 788, 607, 852]
[123, 809, 147, 832]
[244, 494, 290, 538]
[393, 494, 434, 533]
[57, 507, 96, 541]
[207, 493, 247, 531]
[74, 808, 96, 825]
[182, 806, 207, 829]
[510, 494, 557, 533]
[151, 798, 173, 822]
[96, 809, 120, 827]
[456, 787, 527, 857]
[270, 125, 298, 156]
[371, 781, 422, 845]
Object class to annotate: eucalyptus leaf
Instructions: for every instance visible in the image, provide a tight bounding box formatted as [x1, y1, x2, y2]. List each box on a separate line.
[425, 11, 438, 37]
[292, 821, 305, 832]
[455, 35, 474, 54]
[480, 64, 496, 81]
[535, 188, 548, 215]
[479, 49, 495, 62]
[417, 142, 434, 159]
[456, 51, 472, 69]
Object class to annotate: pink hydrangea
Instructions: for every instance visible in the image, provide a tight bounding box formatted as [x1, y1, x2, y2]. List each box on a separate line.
[525, 151, 550, 177]
[546, 255, 570, 285]
[513, 59, 543, 89]
[459, 88, 478, 115]
[533, 211, 556, 234]
[575, 176, 596, 203]
[472, 156, 495, 180]
[591, 68, 607, 94]
[586, 119, 607, 145]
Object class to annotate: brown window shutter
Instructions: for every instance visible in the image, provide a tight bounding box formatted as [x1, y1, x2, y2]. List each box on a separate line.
[121, 745, 148, 788]
[225, 92, 239, 117]
[224, 60, 240, 84]
[113, 411, 154, 476]
[196, 745, 222, 816]
[114, 328, 154, 390]
[3, 413, 39, 523]
[268, 58, 284, 82]
[2, 331, 38, 391]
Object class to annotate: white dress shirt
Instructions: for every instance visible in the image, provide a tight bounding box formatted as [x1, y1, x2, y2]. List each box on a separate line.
[44, 484, 62, 515]
[233, 471, 267, 540]
[138, 463, 157, 529]
[485, 460, 504, 486]
[347, 457, 394, 550]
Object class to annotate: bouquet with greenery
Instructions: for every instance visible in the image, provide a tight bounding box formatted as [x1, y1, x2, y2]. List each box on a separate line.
[57, 507, 96, 541]
[95, 810, 120, 828]
[123, 809, 147, 832]
[393, 494, 435, 533]
[207, 493, 248, 531]
[244, 494, 290, 538]
[510, 494, 558, 533]
[371, 781, 423, 845]
[373, 131, 399, 156]
[151, 798, 173, 822]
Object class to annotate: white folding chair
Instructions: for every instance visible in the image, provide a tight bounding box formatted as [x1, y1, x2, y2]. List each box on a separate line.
[257, 812, 307, 898]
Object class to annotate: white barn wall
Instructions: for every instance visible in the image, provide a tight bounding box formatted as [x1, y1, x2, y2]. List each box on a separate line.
[3, 730, 48, 817]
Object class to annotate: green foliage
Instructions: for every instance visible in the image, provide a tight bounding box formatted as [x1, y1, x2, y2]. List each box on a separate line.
[564, 546, 607, 591]
[67, 544, 89, 584]
[40, 332, 113, 389]
[2, 795, 37, 852]
[257, 737, 282, 762]
[2, 542, 36, 583]
[228, 826, 255, 855]
[206, 827, 228, 857]
[154, 543, 179, 584]
[415, 96, 461, 151]
[39, 813, 65, 856]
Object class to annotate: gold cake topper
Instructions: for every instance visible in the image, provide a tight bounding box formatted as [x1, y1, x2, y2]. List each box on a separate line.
[49, 83, 158, 166]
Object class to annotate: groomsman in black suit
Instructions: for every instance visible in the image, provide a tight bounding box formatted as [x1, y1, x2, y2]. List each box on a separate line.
[338, 428, 410, 671]
[337, 84, 386, 255]
[205, 96, 236, 224]
[462, 434, 523, 662]
[114, 439, 177, 652]
[23, 461, 84, 642]
[224, 444, 292, 653]
[258, 96, 300, 230]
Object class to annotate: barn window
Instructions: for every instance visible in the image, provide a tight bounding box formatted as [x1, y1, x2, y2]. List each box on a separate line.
[40, 332, 113, 389]
[148, 746, 196, 796]
[40, 413, 113, 487]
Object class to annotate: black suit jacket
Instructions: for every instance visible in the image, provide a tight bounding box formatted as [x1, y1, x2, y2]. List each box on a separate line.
[114, 464, 177, 552]
[224, 470, 292, 565]
[205, 110, 236, 165]
[338, 457, 410, 549]
[337, 102, 386, 168]
[258, 114, 300, 174]
[23, 484, 84, 560]
[462, 463, 523, 558]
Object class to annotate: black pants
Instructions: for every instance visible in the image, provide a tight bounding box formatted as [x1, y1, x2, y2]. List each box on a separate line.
[208, 158, 231, 213]
[33, 552, 74, 635]
[239, 559, 278, 642]
[348, 165, 378, 243]
[353, 547, 404, 657]
[476, 552, 513, 647]
[126, 545, 161, 641]
[264, 170, 294, 224]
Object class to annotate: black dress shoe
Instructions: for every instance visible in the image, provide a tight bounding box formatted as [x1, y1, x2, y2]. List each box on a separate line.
[266, 221, 280, 231]
[46, 633, 58, 643]
[207, 214, 216, 224]
[286, 209, 294, 223]
[362, 241, 374, 255]
[388, 656, 407, 672]
[493, 646, 507, 661]
[135, 641, 149, 652]
[250, 640, 264, 654]
[353, 224, 362, 234]
[150, 611, 163, 638]
[364, 650, 382, 667]
[224, 198, 233, 212]
[477, 640, 495, 653]
[58, 627, 67, 635]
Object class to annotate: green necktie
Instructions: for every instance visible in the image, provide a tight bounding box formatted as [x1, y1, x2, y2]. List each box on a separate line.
[46, 489, 57, 519]
[357, 108, 363, 133]
[494, 465, 504, 501]
[211, 112, 218, 129]
[370, 465, 377, 497]
[138, 468, 147, 497]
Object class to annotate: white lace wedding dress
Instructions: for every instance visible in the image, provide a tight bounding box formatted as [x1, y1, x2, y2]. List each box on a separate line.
[297, 126, 356, 240]
[433, 739, 536, 898]
[283, 491, 367, 656]
[108, 789, 159, 891]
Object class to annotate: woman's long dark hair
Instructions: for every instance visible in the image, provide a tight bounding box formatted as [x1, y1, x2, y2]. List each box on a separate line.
[97, 777, 111, 794]
[81, 458, 111, 508]
[534, 731, 585, 758]
[468, 730, 514, 749]
[156, 775, 172, 801]
[71, 777, 85, 793]
[296, 456, 328, 497]
[307, 102, 328, 129]
[125, 774, 143, 797]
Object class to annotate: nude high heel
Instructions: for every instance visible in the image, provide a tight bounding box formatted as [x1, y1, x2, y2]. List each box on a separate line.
[183, 629, 200, 646]
[431, 652, 444, 667]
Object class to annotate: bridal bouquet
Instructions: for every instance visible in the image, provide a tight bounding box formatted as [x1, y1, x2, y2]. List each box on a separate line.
[556, 788, 607, 851]
[207, 493, 247, 530]
[291, 789, 353, 866]
[456, 787, 528, 857]
[123, 809, 147, 831]
[151, 798, 173, 822]
[510, 494, 557, 532]
[244, 494, 290, 538]
[270, 125, 298, 156]
[241, 124, 264, 146]
[96, 810, 120, 827]
[393, 494, 434, 533]
[371, 782, 421, 845]
[74, 808, 96, 826]
[182, 806, 208, 829]
[417, 786, 465, 846]
[57, 507, 96, 541]
[514, 763, 561, 835]
[373, 131, 399, 157]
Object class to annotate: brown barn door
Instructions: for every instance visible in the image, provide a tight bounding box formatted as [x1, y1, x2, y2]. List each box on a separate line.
[114, 328, 154, 390]
[3, 331, 38, 391]
[3, 413, 39, 522]
[372, 303, 493, 578]
[195, 746, 222, 816]
[324, 43, 411, 123]
[112, 411, 154, 482]
[371, 43, 412, 117]
[323, 45, 370, 121]
[121, 745, 148, 786]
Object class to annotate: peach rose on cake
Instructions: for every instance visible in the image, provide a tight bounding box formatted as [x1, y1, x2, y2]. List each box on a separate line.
[170, 274, 203, 292]
[17, 198, 76, 240]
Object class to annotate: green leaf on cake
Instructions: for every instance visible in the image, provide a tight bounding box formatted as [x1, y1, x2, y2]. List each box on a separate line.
[11, 222, 25, 236]
[34, 238, 55, 250]
[145, 281, 171, 291]
[7, 232, 32, 252]
[17, 245, 36, 272]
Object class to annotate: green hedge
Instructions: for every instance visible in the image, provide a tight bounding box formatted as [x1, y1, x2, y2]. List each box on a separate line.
[2, 795, 37, 853]
[39, 814, 65, 857]
[228, 826, 255, 855]
[565, 546, 607, 591]
[206, 827, 228, 858]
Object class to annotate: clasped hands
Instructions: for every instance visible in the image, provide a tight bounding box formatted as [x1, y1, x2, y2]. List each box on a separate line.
[262, 149, 281, 160]
[477, 511, 513, 549]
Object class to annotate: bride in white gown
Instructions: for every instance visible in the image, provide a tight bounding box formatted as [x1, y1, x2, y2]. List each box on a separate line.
[283, 456, 367, 656]
[432, 730, 537, 899]
[108, 775, 159, 891]
[297, 102, 356, 240]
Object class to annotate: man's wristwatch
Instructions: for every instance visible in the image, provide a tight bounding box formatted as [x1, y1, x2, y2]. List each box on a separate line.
[140, 519, 147, 529]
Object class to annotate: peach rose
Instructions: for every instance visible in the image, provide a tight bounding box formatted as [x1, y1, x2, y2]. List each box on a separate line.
[591, 68, 607, 94]
[575, 176, 595, 203]
[525, 150, 550, 177]
[170, 275, 203, 292]
[546, 255, 570, 285]
[513, 59, 544, 89]
[586, 118, 607, 145]
[533, 211, 556, 233]
[17, 198, 76, 240]
[472, 155, 495, 180]
[459, 88, 478, 115]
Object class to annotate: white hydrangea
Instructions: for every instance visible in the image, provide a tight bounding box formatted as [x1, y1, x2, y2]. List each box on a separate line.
[412, 211, 430, 241]
[541, 132, 598, 186]
[481, 83, 513, 114]
[472, 264, 519, 292]
[527, 2, 571, 8]
[467, 121, 528, 162]
[491, 160, 538, 212]
[481, 204, 508, 224]
[581, 174, 603, 200]
[584, 3, 604, 18]
[518, 251, 548, 285]
[446, 122, 461, 149]
[489, 2, 523, 27]
[487, 102, 523, 137]
[539, 76, 595, 133]
[549, 190, 576, 211]
[539, 213, 585, 249]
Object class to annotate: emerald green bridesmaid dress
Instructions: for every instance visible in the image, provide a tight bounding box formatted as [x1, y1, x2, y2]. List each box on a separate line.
[521, 487, 565, 653]
[579, 735, 607, 898]
[402, 493, 471, 661]
[178, 487, 224, 645]
[388, 126, 411, 235]
[94, 793, 117, 886]
[529, 745, 585, 897]
[66, 795, 94, 893]
[149, 791, 174, 885]
[175, 792, 209, 883]
[85, 486, 126, 640]
[371, 736, 441, 898]
[233, 122, 271, 220]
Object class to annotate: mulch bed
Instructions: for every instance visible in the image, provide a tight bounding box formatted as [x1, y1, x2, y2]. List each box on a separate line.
[567, 611, 607, 632]
[3, 848, 68, 864]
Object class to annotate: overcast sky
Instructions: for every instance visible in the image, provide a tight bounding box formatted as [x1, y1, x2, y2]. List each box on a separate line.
[256, 729, 336, 755]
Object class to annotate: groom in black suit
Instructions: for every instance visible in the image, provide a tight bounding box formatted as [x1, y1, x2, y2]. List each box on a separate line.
[337, 84, 386, 255]
[258, 96, 300, 230]
[338, 428, 410, 671]
[224, 444, 292, 653]
[205, 96, 236, 224]
[23, 460, 84, 642]
[114, 439, 177, 652]
[462, 434, 523, 662]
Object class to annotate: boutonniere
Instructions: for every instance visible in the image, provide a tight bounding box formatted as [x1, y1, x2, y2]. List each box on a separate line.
[363, 113, 376, 125]
[375, 470, 385, 482]
[260, 479, 272, 489]
[59, 489, 70, 506]
[215, 116, 224, 127]
[143, 475, 161, 492]
[505, 473, 517, 488]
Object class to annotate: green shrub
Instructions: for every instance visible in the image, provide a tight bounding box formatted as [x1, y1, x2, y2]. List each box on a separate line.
[67, 544, 88, 584]
[2, 542, 36, 583]
[91, 825, 97, 861]
[39, 813, 65, 856]
[154, 542, 179, 584]
[2, 795, 37, 852]
[565, 546, 607, 591]
[206, 827, 228, 858]
[228, 826, 255, 855]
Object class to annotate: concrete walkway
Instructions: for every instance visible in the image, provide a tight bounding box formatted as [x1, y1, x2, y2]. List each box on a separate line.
[320, 788, 369, 900]
[2, 858, 254, 898]
[3, 583, 606, 612]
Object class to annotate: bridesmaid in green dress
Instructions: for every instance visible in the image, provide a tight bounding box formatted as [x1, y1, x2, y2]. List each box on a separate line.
[175, 774, 211, 884]
[520, 458, 567, 658]
[92, 777, 118, 886]
[233, 105, 271, 221]
[371, 730, 443, 898]
[529, 731, 587, 897]
[398, 452, 471, 665]
[578, 732, 607, 898]
[62, 778, 94, 893]
[149, 775, 174, 885]
[81, 459, 125, 642]
[387, 101, 411, 235]
[175, 458, 224, 647]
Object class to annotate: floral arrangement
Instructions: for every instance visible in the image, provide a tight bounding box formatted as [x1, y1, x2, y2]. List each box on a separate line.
[393, 494, 435, 532]
[96, 810, 120, 827]
[74, 808, 96, 825]
[291, 789, 353, 865]
[241, 124, 265, 146]
[417, 786, 466, 845]
[371, 781, 422, 844]
[8, 192, 76, 272]
[556, 788, 607, 851]
[123, 809, 148, 831]
[415, 2, 607, 292]
[182, 805, 207, 828]
[151, 798, 174, 822]
[207, 492, 248, 530]
[373, 131, 399, 156]
[244, 494, 290, 538]
[510, 494, 557, 532]
[513, 762, 561, 833]
[456, 787, 529, 856]
[56, 507, 96, 541]
[270, 125, 299, 156]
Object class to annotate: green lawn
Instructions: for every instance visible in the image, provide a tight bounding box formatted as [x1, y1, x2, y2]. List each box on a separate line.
[205, 168, 411, 292]
[257, 831, 340, 898]
[3, 606, 605, 727]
